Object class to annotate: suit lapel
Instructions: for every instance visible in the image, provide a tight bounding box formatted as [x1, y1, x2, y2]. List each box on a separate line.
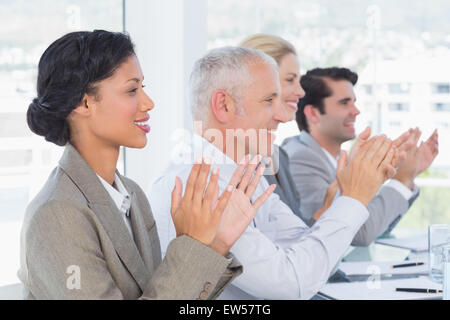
[128, 191, 161, 278]
[58, 144, 149, 293]
[299, 132, 336, 177]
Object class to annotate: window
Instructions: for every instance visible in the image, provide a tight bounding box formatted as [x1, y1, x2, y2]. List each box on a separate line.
[363, 84, 373, 95]
[388, 83, 410, 94]
[433, 103, 450, 112]
[207, 0, 450, 236]
[432, 83, 450, 94]
[0, 0, 123, 287]
[388, 121, 402, 127]
[388, 102, 410, 112]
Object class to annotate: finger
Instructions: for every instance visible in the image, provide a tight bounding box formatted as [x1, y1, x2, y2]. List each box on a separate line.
[349, 127, 371, 161]
[358, 126, 371, 141]
[393, 129, 411, 149]
[337, 150, 347, 174]
[384, 164, 396, 180]
[370, 137, 393, 167]
[212, 184, 234, 218]
[237, 155, 262, 192]
[410, 128, 421, 147]
[379, 147, 395, 173]
[361, 136, 389, 164]
[252, 184, 276, 213]
[170, 177, 183, 218]
[184, 159, 202, 201]
[193, 158, 212, 205]
[212, 180, 219, 210]
[392, 148, 404, 168]
[228, 154, 250, 188]
[353, 136, 377, 163]
[203, 167, 220, 210]
[245, 164, 266, 199]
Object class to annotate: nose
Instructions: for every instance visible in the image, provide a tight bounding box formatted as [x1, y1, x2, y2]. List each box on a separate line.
[272, 96, 289, 123]
[140, 89, 155, 112]
[296, 80, 305, 99]
[352, 102, 360, 116]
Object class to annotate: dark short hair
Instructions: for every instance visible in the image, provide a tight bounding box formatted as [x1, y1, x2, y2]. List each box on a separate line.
[27, 30, 135, 146]
[296, 67, 358, 133]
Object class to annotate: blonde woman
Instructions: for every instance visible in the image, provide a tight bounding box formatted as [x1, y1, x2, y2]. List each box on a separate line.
[240, 34, 310, 218]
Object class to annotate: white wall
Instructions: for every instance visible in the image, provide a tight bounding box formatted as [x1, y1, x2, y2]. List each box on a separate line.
[124, 0, 207, 191]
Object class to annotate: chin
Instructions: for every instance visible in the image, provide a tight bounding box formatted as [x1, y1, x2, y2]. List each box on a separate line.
[125, 136, 148, 149]
[286, 110, 296, 122]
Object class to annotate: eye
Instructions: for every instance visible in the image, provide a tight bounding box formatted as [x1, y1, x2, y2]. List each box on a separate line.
[286, 78, 294, 83]
[128, 84, 146, 95]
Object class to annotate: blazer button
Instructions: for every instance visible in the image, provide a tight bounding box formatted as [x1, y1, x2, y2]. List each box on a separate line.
[199, 290, 209, 300]
[204, 282, 212, 292]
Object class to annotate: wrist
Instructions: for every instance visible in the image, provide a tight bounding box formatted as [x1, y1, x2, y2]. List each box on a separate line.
[393, 176, 414, 191]
[208, 238, 229, 256]
[341, 192, 370, 207]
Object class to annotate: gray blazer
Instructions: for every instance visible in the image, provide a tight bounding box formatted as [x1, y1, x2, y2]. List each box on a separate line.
[18, 144, 242, 299]
[264, 145, 301, 218]
[282, 132, 419, 246]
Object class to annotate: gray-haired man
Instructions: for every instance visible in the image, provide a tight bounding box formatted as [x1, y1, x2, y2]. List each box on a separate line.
[149, 48, 398, 299]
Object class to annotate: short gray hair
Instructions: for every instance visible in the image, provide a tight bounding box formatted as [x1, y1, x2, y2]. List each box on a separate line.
[188, 46, 277, 121]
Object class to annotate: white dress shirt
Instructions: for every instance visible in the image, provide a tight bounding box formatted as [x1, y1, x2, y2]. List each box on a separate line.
[97, 173, 133, 238]
[321, 147, 419, 201]
[149, 133, 370, 300]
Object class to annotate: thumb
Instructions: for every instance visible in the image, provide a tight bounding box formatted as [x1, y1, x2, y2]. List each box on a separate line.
[358, 126, 371, 141]
[170, 176, 183, 219]
[337, 150, 347, 174]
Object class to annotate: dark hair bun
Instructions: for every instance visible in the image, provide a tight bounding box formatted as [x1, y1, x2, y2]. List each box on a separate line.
[27, 30, 135, 146]
[27, 98, 70, 146]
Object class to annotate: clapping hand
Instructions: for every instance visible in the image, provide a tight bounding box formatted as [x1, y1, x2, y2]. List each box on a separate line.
[170, 155, 276, 256]
[209, 155, 276, 255]
[337, 135, 395, 206]
[170, 158, 233, 247]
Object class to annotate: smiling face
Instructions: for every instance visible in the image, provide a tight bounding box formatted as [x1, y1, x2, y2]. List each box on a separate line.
[317, 78, 360, 144]
[229, 60, 285, 157]
[278, 53, 305, 121]
[85, 55, 154, 149]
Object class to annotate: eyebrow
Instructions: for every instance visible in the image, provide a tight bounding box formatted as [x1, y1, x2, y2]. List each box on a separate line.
[260, 92, 278, 102]
[124, 76, 144, 84]
[338, 97, 354, 104]
[287, 73, 298, 77]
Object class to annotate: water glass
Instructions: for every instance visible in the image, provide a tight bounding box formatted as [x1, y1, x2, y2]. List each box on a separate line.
[443, 245, 450, 300]
[428, 224, 450, 283]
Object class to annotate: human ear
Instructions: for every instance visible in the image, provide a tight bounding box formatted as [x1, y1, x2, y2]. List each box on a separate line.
[211, 89, 236, 123]
[72, 94, 92, 118]
[303, 104, 321, 126]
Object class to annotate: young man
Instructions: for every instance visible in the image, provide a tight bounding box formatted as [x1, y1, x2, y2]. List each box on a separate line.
[283, 67, 439, 245]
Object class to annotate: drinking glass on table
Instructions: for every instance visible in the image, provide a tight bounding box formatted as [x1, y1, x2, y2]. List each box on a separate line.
[443, 245, 450, 300]
[428, 224, 450, 283]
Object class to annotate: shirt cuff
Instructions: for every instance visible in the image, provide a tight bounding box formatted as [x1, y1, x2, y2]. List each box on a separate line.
[386, 179, 417, 200]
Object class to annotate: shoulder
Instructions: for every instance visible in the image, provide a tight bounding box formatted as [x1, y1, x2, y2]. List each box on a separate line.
[23, 167, 100, 242]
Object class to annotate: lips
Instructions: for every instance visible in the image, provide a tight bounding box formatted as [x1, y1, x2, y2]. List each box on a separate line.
[285, 101, 298, 111]
[134, 115, 150, 133]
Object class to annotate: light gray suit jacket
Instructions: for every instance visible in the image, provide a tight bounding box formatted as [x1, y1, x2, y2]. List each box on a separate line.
[264, 145, 301, 218]
[18, 144, 242, 299]
[282, 132, 419, 246]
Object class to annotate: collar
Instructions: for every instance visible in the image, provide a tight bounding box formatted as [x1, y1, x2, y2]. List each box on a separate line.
[96, 173, 131, 216]
[320, 147, 338, 169]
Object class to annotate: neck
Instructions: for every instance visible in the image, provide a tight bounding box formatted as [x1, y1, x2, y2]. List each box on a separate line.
[70, 135, 119, 186]
[309, 129, 341, 158]
[199, 126, 249, 164]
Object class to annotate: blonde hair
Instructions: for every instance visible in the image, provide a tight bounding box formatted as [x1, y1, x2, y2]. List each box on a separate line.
[239, 33, 297, 65]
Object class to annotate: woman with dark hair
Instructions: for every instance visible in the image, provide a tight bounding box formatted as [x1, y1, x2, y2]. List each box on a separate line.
[19, 30, 272, 299]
